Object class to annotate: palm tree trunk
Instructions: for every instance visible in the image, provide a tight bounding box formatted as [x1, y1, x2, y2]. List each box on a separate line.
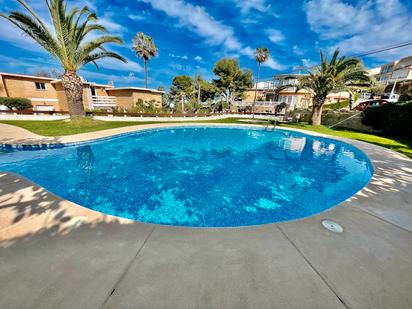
[144, 60, 148, 89]
[310, 95, 325, 125]
[349, 92, 354, 110]
[252, 62, 261, 118]
[197, 80, 201, 106]
[61, 71, 85, 117]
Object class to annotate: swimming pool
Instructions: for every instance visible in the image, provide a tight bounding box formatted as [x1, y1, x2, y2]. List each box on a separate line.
[0, 126, 373, 227]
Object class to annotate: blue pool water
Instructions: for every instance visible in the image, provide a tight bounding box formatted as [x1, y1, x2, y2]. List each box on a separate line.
[0, 126, 373, 227]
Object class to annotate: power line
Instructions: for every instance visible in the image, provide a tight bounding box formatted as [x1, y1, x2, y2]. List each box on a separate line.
[257, 41, 412, 80]
[350, 40, 412, 57]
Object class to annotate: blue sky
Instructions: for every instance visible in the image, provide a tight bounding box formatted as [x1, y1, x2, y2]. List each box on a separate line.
[1, 0, 412, 89]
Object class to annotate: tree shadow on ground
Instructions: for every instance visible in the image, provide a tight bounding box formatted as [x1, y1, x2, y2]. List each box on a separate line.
[344, 144, 412, 231]
[0, 172, 139, 248]
[0, 172, 155, 309]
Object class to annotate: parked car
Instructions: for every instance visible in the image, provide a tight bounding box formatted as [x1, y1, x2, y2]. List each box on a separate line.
[355, 99, 391, 111]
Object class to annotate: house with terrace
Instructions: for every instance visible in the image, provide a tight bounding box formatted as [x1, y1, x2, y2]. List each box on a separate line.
[0, 72, 164, 112]
[235, 73, 350, 113]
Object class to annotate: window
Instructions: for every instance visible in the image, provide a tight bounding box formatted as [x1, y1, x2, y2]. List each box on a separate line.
[35, 82, 46, 90]
[91, 87, 96, 96]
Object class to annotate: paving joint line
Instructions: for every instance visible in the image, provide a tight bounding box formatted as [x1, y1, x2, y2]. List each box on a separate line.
[275, 224, 351, 309]
[350, 205, 412, 234]
[99, 225, 156, 308]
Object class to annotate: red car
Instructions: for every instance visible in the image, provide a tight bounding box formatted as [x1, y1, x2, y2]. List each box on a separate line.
[355, 99, 391, 111]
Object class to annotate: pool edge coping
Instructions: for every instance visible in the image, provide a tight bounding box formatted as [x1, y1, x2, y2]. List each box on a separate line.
[0, 122, 411, 232]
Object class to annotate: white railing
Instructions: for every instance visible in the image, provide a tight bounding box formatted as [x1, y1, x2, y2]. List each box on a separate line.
[92, 95, 116, 108]
[232, 101, 284, 107]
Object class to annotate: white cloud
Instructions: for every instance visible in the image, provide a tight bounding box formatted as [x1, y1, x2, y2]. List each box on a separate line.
[128, 14, 145, 21]
[293, 45, 305, 56]
[128, 10, 151, 21]
[241, 46, 255, 57]
[141, 0, 247, 53]
[233, 0, 269, 14]
[305, 0, 412, 60]
[301, 58, 317, 68]
[98, 13, 127, 34]
[168, 53, 189, 60]
[0, 54, 59, 73]
[262, 57, 288, 70]
[267, 29, 285, 44]
[194, 56, 203, 62]
[94, 57, 143, 72]
[79, 70, 144, 86]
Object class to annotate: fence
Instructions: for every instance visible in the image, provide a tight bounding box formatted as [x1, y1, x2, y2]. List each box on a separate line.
[0, 109, 282, 117]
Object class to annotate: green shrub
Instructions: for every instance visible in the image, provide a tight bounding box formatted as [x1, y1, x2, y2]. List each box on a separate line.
[362, 102, 412, 136]
[323, 99, 349, 110]
[0, 97, 32, 110]
[399, 89, 412, 102]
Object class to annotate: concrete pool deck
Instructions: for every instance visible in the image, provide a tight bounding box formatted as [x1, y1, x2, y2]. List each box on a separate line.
[0, 122, 411, 309]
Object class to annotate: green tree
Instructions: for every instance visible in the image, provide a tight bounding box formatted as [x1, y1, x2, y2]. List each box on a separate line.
[170, 75, 194, 113]
[133, 32, 158, 89]
[200, 79, 218, 103]
[253, 47, 270, 116]
[1, 0, 126, 117]
[298, 49, 370, 125]
[213, 58, 253, 108]
[194, 75, 218, 103]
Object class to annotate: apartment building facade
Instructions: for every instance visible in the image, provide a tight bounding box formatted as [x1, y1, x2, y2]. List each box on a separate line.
[370, 55, 412, 86]
[0, 72, 164, 112]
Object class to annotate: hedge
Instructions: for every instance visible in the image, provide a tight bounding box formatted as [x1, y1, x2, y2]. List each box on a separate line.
[0, 97, 32, 110]
[361, 102, 412, 136]
[323, 99, 349, 110]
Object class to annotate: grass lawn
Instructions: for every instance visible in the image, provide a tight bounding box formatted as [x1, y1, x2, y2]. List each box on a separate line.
[0, 118, 158, 136]
[1, 117, 411, 158]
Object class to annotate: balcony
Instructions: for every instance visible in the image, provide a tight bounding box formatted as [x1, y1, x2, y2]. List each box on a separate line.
[92, 95, 116, 108]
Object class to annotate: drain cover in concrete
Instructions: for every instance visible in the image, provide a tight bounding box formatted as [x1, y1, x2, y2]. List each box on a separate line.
[322, 220, 343, 233]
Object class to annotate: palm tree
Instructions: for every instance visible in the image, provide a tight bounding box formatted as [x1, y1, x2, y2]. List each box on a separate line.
[1, 0, 127, 117]
[298, 49, 370, 125]
[133, 32, 158, 89]
[252, 47, 269, 117]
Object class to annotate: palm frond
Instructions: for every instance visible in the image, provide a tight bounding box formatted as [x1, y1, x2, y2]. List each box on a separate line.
[16, 0, 48, 29]
[297, 48, 370, 99]
[75, 36, 124, 66]
[82, 51, 127, 66]
[1, 0, 125, 72]
[2, 11, 61, 60]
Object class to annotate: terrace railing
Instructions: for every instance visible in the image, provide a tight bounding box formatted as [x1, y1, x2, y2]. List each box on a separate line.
[92, 95, 117, 108]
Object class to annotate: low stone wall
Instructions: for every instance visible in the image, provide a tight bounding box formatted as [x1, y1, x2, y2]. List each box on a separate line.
[291, 110, 376, 133]
[321, 111, 376, 132]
